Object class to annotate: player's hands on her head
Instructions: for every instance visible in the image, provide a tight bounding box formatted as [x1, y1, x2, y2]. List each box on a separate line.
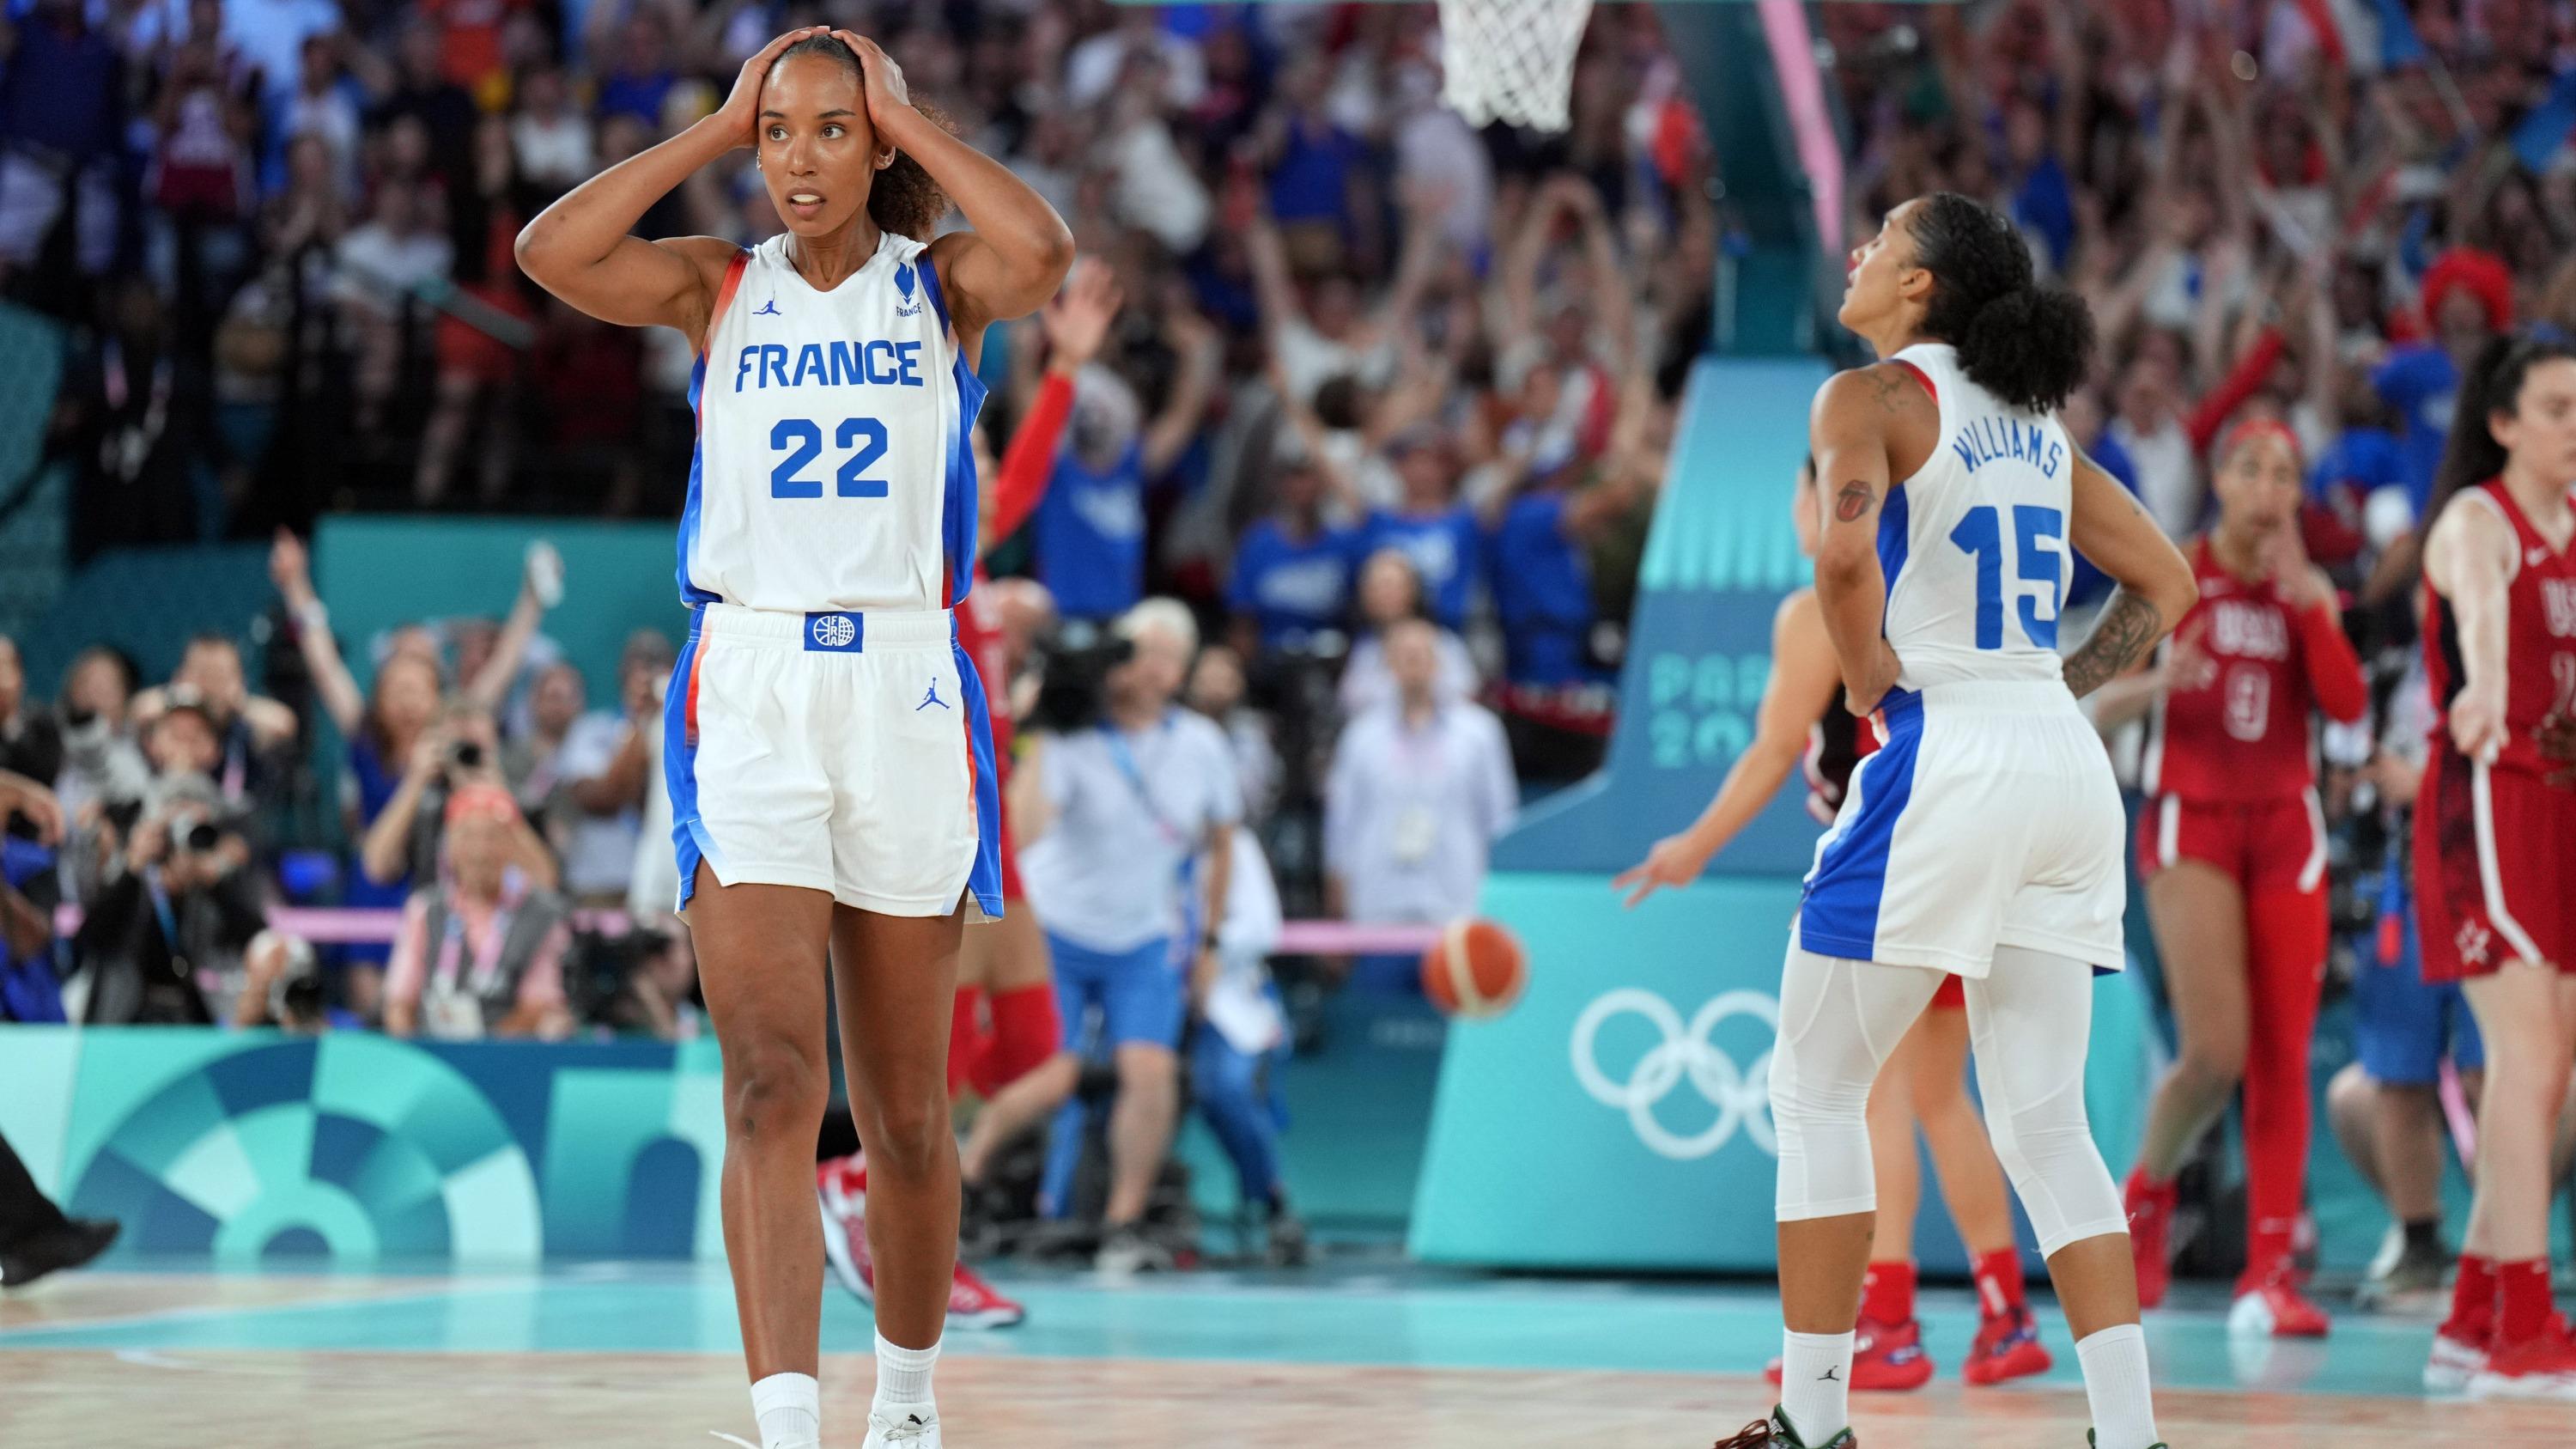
[1612, 831, 1715, 909]
[717, 29, 823, 149]
[1041, 256, 1123, 370]
[833, 32, 912, 132]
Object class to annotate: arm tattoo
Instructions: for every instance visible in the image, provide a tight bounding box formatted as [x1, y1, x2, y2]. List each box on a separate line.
[2062, 588, 2161, 699]
[1833, 482, 1877, 523]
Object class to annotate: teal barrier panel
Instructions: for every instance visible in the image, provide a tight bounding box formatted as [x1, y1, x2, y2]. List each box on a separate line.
[0, 1027, 723, 1266]
[1407, 874, 2161, 1270]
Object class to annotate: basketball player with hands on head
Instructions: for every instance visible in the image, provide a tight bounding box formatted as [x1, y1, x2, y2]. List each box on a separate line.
[1717, 193, 2196, 1449]
[2087, 419, 2366, 1339]
[516, 26, 1072, 1449]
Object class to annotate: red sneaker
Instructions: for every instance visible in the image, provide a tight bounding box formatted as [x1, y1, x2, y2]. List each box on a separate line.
[817, 1161, 875, 1306]
[2228, 1267, 2330, 1338]
[1763, 1317, 1934, 1392]
[2123, 1172, 2176, 1310]
[947, 1258, 1025, 1330]
[2470, 1314, 2576, 1399]
[1961, 1306, 2051, 1385]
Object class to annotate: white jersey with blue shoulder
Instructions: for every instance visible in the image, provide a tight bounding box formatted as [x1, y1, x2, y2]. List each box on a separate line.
[1795, 343, 2126, 977]
[679, 228, 987, 612]
[1873, 341, 2075, 689]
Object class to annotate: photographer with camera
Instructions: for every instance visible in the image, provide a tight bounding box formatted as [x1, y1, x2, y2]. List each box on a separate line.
[362, 702, 559, 900]
[1013, 599, 1240, 1271]
[380, 784, 574, 1043]
[72, 764, 263, 1026]
[130, 634, 299, 813]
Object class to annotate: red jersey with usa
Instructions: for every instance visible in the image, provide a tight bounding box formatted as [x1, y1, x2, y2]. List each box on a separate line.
[2142, 539, 2364, 804]
[2421, 480, 2576, 778]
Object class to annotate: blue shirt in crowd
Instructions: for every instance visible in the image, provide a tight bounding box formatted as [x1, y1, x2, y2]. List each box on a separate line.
[1229, 520, 1359, 647]
[1363, 505, 1479, 628]
[1486, 493, 1601, 687]
[2372, 344, 2458, 516]
[1036, 441, 1147, 621]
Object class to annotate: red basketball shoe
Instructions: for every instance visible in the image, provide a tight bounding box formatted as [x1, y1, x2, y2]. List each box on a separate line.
[2470, 1314, 2576, 1399]
[2424, 1320, 2490, 1393]
[947, 1259, 1024, 1330]
[1764, 1317, 1934, 1392]
[1961, 1305, 2052, 1385]
[817, 1158, 875, 1306]
[2228, 1265, 2330, 1338]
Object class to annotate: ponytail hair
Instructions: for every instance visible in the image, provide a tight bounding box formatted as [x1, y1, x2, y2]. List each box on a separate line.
[771, 34, 955, 241]
[2425, 326, 2576, 530]
[1905, 192, 2094, 414]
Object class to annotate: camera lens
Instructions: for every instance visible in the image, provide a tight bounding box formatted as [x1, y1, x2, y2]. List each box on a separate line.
[183, 821, 222, 852]
[450, 740, 485, 770]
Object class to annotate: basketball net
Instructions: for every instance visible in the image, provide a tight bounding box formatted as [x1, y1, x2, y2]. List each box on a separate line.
[1437, 0, 1595, 132]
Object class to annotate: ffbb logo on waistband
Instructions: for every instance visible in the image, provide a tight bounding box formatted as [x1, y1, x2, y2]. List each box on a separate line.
[807, 613, 863, 652]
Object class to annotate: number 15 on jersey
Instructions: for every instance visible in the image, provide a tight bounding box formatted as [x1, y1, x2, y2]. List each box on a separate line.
[1950, 503, 2065, 649]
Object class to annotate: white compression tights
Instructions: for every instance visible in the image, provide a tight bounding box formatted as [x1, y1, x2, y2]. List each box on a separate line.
[1769, 944, 2127, 1257]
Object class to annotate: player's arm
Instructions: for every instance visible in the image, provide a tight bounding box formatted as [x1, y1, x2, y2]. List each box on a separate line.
[515, 31, 811, 340]
[2062, 450, 2198, 699]
[1613, 589, 1839, 907]
[2424, 496, 2518, 760]
[852, 32, 1072, 355]
[1807, 367, 1909, 715]
[2288, 567, 2370, 724]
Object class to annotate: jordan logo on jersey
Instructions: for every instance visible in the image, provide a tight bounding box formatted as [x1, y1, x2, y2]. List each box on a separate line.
[2209, 600, 2290, 660]
[916, 677, 948, 711]
[2545, 578, 2576, 637]
[752, 298, 781, 316]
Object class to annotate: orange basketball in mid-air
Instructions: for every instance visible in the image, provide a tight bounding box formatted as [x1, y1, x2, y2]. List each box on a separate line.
[1421, 919, 1528, 1019]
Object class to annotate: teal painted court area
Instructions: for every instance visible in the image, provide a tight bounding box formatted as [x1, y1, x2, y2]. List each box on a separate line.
[0, 1261, 2470, 1396]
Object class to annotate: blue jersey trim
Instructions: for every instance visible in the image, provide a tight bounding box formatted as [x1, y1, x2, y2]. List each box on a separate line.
[665, 610, 721, 908]
[677, 354, 721, 606]
[951, 633, 1005, 920]
[1874, 484, 1911, 630]
[1797, 688, 1924, 959]
[918, 253, 988, 606]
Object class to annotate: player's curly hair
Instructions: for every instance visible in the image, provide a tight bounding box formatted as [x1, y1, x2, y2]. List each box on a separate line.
[1906, 192, 2093, 415]
[772, 33, 954, 241]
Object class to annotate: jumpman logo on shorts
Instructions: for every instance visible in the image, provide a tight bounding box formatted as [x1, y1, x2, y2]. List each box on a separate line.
[917, 678, 949, 711]
[752, 298, 781, 316]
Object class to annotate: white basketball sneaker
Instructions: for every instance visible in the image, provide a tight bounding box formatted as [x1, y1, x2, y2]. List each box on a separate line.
[862, 1403, 941, 1447]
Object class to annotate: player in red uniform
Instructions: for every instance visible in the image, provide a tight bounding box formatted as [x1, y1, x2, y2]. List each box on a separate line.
[817, 259, 1120, 1330]
[2411, 331, 2576, 1398]
[2095, 420, 2366, 1337]
[1617, 458, 2049, 1391]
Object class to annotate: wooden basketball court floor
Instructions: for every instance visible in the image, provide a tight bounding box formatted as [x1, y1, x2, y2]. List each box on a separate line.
[1, 1261, 2566, 1446]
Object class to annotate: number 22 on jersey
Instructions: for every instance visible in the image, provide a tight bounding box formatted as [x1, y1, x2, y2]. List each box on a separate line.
[1947, 503, 2065, 650]
[771, 417, 890, 499]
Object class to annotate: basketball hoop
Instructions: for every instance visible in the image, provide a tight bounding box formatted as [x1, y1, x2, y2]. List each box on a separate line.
[1437, 0, 1595, 132]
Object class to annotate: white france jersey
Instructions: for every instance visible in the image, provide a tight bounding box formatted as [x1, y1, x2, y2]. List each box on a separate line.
[679, 229, 986, 613]
[1875, 342, 2074, 689]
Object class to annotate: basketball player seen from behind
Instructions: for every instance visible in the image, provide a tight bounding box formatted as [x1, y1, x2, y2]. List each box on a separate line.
[516, 27, 1071, 1449]
[1717, 192, 2196, 1449]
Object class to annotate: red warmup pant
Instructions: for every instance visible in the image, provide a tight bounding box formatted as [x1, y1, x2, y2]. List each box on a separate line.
[2239, 882, 2329, 1272]
[2142, 795, 2330, 1275]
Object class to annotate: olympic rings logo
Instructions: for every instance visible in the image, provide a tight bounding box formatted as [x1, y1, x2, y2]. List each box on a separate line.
[1569, 988, 1778, 1160]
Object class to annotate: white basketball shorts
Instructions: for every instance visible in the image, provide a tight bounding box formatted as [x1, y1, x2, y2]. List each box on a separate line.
[1797, 679, 2124, 977]
[663, 603, 1002, 918]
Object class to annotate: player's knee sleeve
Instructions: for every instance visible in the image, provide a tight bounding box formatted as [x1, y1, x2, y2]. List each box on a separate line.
[1971, 947, 2126, 1256]
[1770, 949, 1941, 1223]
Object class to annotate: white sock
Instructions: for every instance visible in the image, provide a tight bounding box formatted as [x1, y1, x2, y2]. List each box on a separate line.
[872, 1329, 940, 1409]
[749, 1371, 819, 1449]
[2076, 1324, 2159, 1449]
[1777, 1329, 1853, 1446]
